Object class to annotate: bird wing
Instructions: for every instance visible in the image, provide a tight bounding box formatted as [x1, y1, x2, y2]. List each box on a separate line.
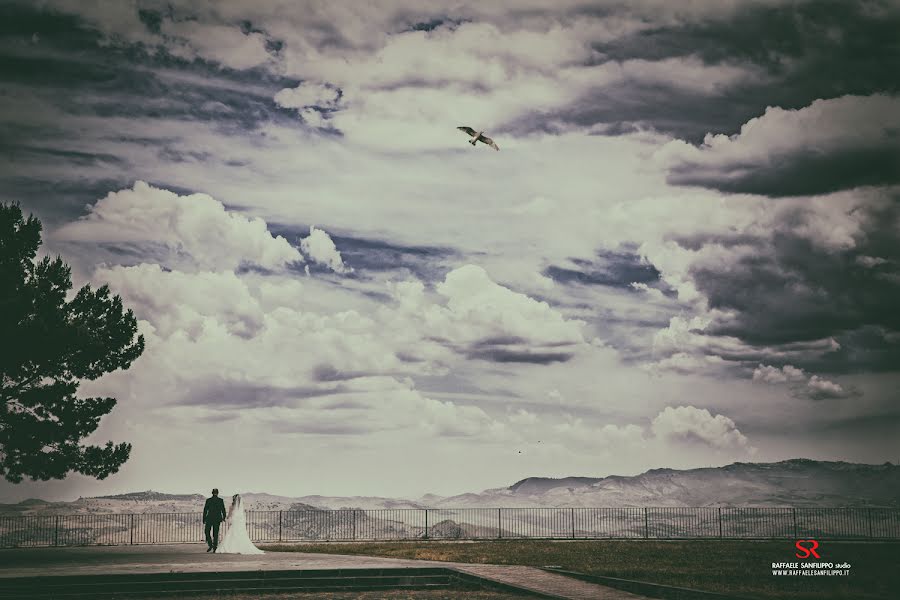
[480, 135, 499, 151]
[457, 126, 476, 135]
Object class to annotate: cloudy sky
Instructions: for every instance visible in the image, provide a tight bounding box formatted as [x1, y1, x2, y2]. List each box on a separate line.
[1, 0, 898, 502]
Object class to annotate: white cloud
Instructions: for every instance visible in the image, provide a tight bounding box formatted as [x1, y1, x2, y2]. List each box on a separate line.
[668, 94, 900, 166]
[652, 315, 712, 355]
[609, 56, 763, 95]
[249, 377, 505, 439]
[382, 266, 586, 364]
[630, 282, 668, 302]
[651, 406, 755, 453]
[806, 375, 848, 400]
[554, 418, 646, 451]
[645, 352, 726, 375]
[661, 94, 900, 197]
[429, 265, 585, 360]
[856, 255, 888, 268]
[751, 365, 852, 401]
[97, 264, 265, 338]
[300, 226, 352, 273]
[752, 364, 806, 384]
[274, 83, 341, 110]
[54, 181, 302, 271]
[94, 266, 414, 391]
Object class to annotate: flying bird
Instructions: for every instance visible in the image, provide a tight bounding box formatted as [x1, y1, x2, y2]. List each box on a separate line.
[458, 126, 499, 151]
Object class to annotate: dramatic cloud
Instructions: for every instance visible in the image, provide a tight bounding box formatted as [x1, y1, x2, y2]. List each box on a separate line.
[2, 0, 898, 500]
[688, 195, 900, 371]
[651, 406, 755, 453]
[588, 0, 900, 141]
[664, 94, 900, 196]
[54, 181, 302, 271]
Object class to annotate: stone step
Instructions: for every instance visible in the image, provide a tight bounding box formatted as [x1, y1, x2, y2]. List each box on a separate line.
[0, 568, 473, 598]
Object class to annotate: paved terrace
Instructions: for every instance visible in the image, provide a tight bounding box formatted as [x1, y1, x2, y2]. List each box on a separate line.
[0, 544, 650, 599]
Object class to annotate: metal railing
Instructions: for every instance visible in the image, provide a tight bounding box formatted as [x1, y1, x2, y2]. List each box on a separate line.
[1, 507, 898, 548]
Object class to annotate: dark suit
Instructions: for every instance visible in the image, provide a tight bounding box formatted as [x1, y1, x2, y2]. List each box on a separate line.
[203, 495, 227, 550]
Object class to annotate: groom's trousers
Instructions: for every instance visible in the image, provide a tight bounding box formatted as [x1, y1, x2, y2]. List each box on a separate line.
[204, 521, 221, 549]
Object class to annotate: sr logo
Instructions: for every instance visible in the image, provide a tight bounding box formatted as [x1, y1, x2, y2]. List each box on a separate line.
[795, 539, 821, 559]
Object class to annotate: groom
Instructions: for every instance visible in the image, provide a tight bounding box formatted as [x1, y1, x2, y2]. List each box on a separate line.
[203, 488, 227, 553]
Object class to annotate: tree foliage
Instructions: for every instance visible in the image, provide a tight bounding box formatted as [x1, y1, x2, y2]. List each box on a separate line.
[0, 203, 144, 483]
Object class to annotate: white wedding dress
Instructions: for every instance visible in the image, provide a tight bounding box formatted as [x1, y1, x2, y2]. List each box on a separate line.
[217, 494, 264, 554]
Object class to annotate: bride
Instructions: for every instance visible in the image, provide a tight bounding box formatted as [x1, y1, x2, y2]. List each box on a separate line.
[217, 494, 264, 554]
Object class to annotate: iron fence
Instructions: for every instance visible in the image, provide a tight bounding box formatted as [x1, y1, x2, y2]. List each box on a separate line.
[1, 507, 898, 548]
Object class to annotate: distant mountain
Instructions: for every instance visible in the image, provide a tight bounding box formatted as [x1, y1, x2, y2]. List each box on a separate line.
[17, 498, 50, 506]
[2, 459, 896, 517]
[432, 459, 900, 508]
[90, 491, 204, 502]
[508, 476, 602, 495]
[294, 495, 425, 510]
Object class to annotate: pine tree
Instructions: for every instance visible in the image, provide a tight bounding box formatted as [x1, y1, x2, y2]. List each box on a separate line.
[0, 203, 144, 483]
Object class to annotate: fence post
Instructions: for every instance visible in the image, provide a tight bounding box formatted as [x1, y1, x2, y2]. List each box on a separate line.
[643, 508, 649, 539]
[278, 511, 283, 542]
[866, 508, 873, 539]
[424, 509, 428, 540]
[571, 508, 576, 539]
[130, 514, 134, 545]
[54, 516, 59, 547]
[497, 508, 502, 539]
[792, 508, 798, 539]
[718, 508, 723, 539]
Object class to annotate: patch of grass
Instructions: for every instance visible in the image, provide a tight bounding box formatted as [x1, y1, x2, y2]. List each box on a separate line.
[262, 540, 898, 600]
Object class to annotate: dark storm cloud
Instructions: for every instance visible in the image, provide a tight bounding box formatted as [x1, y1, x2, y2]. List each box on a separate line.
[466, 347, 575, 365]
[506, 1, 900, 143]
[0, 2, 302, 211]
[401, 18, 467, 33]
[424, 334, 578, 366]
[501, 82, 767, 144]
[689, 203, 900, 372]
[595, 0, 899, 85]
[669, 144, 900, 197]
[458, 336, 575, 365]
[544, 248, 664, 289]
[1, 42, 295, 129]
[665, 92, 900, 196]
